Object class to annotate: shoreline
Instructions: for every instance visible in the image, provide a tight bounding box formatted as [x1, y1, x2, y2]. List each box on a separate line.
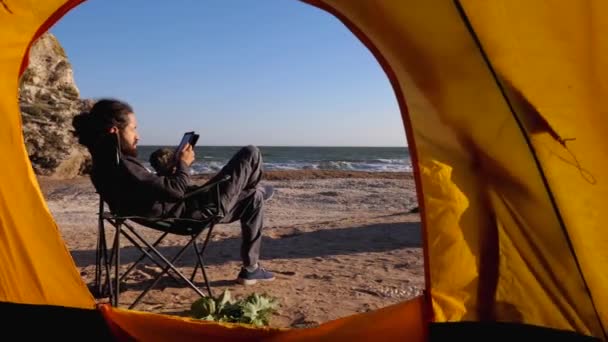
[37, 170, 414, 190]
[203, 170, 413, 181]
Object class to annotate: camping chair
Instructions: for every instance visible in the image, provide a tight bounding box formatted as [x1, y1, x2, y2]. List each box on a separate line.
[92, 174, 231, 310]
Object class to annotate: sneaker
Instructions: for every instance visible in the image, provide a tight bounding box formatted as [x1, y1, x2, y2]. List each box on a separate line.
[237, 266, 275, 285]
[260, 185, 275, 202]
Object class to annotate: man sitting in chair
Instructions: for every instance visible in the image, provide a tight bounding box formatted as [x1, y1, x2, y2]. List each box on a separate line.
[72, 98, 275, 285]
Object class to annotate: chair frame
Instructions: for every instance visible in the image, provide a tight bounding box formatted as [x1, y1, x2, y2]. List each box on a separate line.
[93, 175, 231, 310]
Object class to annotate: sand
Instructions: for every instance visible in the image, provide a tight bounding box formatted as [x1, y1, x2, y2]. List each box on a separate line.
[38, 170, 424, 329]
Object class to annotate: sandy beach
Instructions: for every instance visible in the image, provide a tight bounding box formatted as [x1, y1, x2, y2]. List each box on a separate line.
[38, 170, 424, 329]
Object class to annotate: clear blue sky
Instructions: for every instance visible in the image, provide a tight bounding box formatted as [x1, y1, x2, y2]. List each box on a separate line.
[50, 0, 407, 147]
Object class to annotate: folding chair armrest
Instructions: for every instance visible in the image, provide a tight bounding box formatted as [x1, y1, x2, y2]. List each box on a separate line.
[100, 175, 231, 225]
[102, 212, 157, 221]
[183, 174, 231, 199]
[104, 213, 212, 235]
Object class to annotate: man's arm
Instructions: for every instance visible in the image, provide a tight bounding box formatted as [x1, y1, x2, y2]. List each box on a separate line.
[122, 157, 191, 201]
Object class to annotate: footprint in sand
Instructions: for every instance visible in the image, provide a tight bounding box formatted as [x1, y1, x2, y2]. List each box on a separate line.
[304, 274, 333, 281]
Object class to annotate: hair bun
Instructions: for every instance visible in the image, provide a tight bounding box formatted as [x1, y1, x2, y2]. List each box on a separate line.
[72, 111, 95, 147]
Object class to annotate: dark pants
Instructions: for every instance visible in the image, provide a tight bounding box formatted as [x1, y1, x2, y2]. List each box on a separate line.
[188, 145, 265, 268]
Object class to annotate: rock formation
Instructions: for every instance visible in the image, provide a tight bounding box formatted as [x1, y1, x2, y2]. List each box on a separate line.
[19, 32, 93, 178]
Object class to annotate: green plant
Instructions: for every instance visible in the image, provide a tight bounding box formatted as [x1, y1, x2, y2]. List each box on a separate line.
[190, 289, 278, 327]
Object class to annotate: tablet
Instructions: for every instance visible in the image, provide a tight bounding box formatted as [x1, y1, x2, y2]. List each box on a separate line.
[175, 131, 199, 160]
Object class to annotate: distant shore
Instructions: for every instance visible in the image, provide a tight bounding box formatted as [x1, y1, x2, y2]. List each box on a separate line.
[38, 169, 414, 191]
[197, 169, 413, 181]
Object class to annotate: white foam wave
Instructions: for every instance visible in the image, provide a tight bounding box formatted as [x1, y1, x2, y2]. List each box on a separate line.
[142, 159, 412, 175]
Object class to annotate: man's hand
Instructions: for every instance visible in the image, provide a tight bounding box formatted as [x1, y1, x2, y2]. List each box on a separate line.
[180, 144, 195, 166]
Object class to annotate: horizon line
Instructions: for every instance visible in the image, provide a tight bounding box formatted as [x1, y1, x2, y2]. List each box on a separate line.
[138, 144, 409, 148]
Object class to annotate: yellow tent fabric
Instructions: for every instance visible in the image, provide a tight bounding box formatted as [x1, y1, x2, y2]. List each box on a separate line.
[99, 296, 425, 341]
[461, 0, 608, 330]
[0, 0, 94, 309]
[0, 0, 606, 340]
[309, 1, 606, 336]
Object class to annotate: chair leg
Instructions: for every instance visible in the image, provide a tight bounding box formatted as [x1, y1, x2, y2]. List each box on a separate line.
[113, 222, 121, 307]
[95, 202, 104, 296]
[94, 217, 116, 302]
[106, 219, 121, 266]
[190, 261, 199, 283]
[192, 224, 216, 298]
[189, 223, 213, 282]
[101, 219, 131, 301]
[192, 242, 212, 298]
[126, 226, 207, 310]
[100, 222, 117, 302]
[100, 222, 114, 301]
[94, 217, 102, 296]
[120, 228, 178, 281]
[117, 229, 182, 285]
[190, 240, 203, 283]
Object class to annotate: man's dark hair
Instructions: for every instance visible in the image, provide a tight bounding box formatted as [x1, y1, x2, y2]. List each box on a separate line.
[72, 98, 133, 150]
[72, 99, 134, 211]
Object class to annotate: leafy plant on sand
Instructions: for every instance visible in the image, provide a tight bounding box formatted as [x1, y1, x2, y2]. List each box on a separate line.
[190, 289, 278, 327]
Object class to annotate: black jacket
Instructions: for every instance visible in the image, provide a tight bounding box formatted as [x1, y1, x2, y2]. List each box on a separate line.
[92, 155, 192, 218]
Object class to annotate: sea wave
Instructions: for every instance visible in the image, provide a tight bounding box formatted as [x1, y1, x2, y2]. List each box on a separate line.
[143, 159, 412, 174]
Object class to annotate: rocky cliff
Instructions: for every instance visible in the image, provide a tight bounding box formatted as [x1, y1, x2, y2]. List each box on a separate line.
[19, 32, 93, 178]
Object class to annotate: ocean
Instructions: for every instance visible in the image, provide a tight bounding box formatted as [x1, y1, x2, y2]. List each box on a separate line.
[137, 146, 411, 175]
